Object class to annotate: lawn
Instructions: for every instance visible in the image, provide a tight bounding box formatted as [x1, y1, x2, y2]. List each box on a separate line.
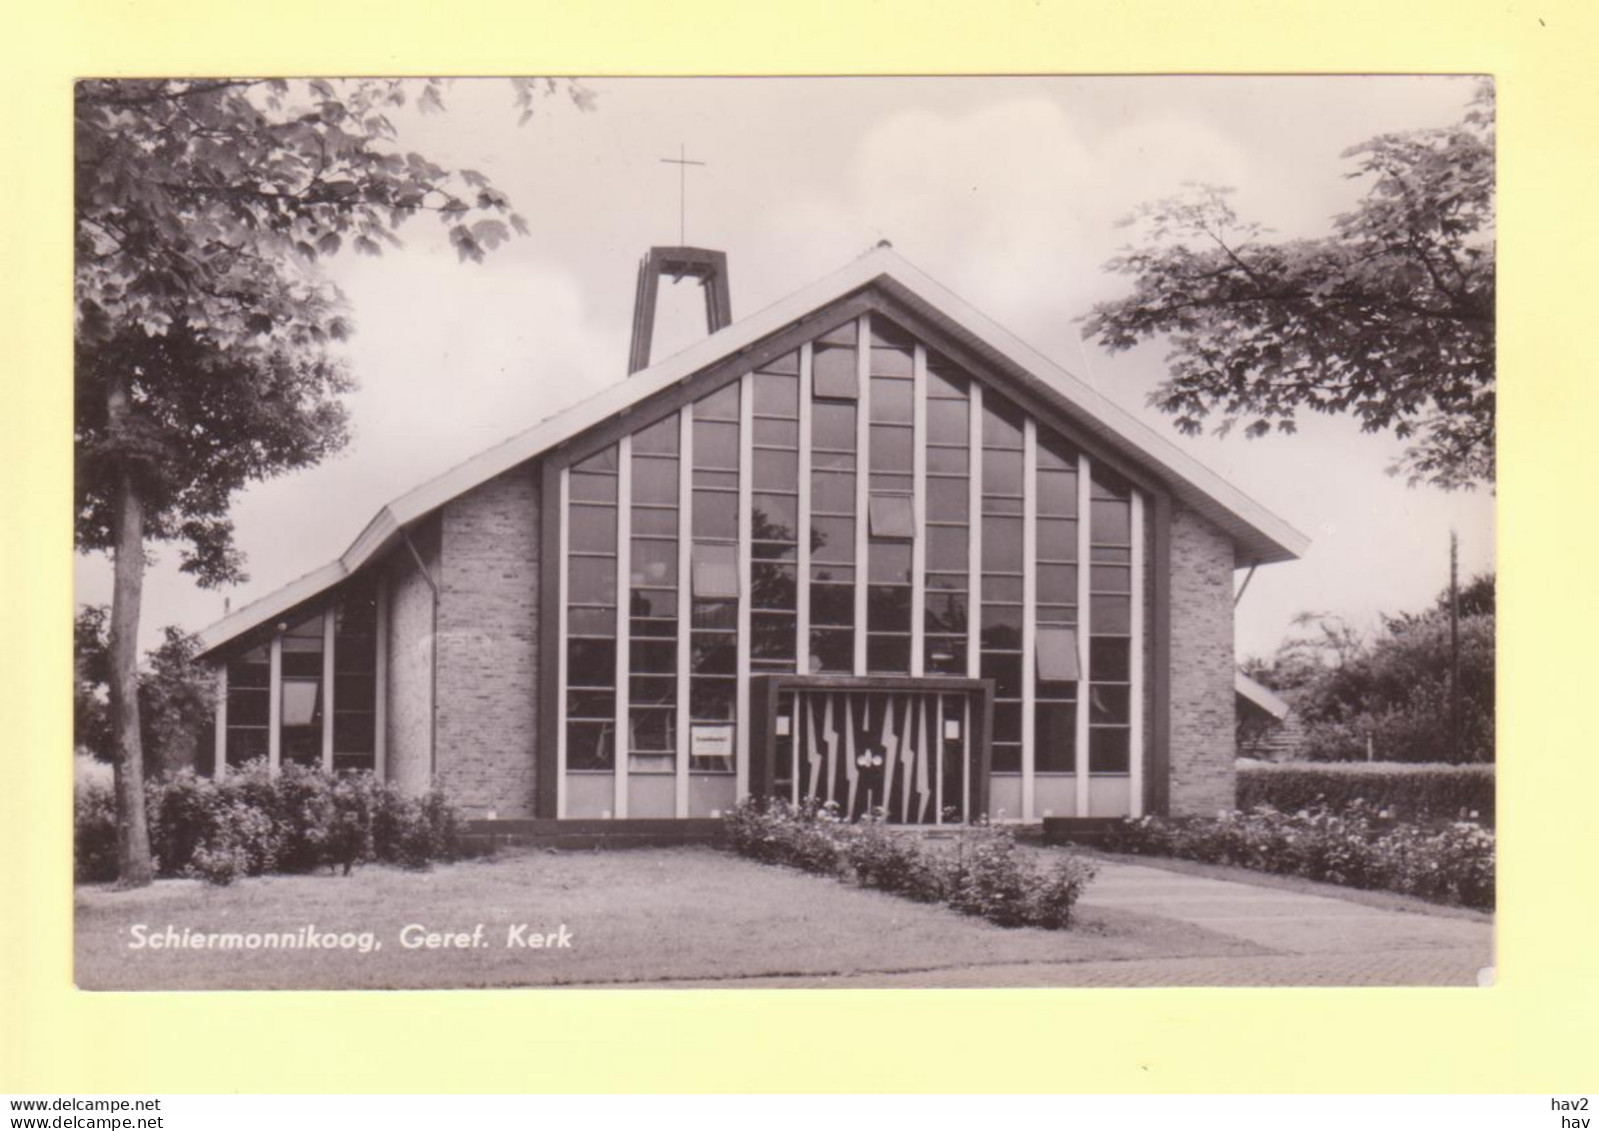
[75, 846, 1266, 991]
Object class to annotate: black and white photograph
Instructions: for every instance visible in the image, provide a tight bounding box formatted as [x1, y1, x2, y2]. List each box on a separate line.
[72, 74, 1495, 991]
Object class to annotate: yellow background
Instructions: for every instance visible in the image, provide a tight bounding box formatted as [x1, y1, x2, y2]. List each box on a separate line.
[3, 0, 1594, 1093]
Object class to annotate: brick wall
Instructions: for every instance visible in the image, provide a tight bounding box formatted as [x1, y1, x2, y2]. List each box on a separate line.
[385, 517, 438, 796]
[1166, 502, 1238, 815]
[434, 464, 541, 818]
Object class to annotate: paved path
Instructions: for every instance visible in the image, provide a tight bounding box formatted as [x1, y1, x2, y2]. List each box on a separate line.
[636, 860, 1493, 989]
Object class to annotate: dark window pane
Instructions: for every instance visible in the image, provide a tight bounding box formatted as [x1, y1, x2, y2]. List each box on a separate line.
[752, 541, 798, 562]
[982, 449, 1023, 496]
[871, 348, 913, 379]
[754, 450, 798, 491]
[751, 563, 797, 610]
[926, 524, 968, 572]
[1037, 431, 1077, 470]
[694, 469, 739, 490]
[574, 446, 618, 474]
[982, 653, 1023, 699]
[808, 629, 854, 673]
[1089, 727, 1130, 773]
[567, 689, 614, 719]
[227, 688, 269, 727]
[227, 657, 269, 689]
[868, 540, 912, 584]
[751, 494, 798, 539]
[926, 445, 969, 474]
[812, 345, 858, 399]
[631, 538, 677, 587]
[570, 471, 617, 504]
[982, 516, 1023, 572]
[926, 477, 969, 522]
[818, 319, 858, 347]
[334, 672, 375, 709]
[632, 461, 679, 506]
[630, 674, 677, 705]
[567, 638, 616, 687]
[570, 504, 617, 553]
[926, 357, 969, 398]
[870, 318, 914, 350]
[695, 383, 740, 421]
[630, 596, 678, 631]
[870, 426, 913, 473]
[926, 570, 967, 592]
[629, 708, 676, 753]
[811, 470, 856, 514]
[567, 721, 615, 770]
[992, 701, 1022, 743]
[630, 639, 677, 675]
[281, 651, 323, 678]
[759, 349, 801, 376]
[1090, 684, 1130, 725]
[984, 574, 1024, 602]
[1038, 564, 1079, 608]
[754, 417, 799, 446]
[1037, 468, 1079, 518]
[991, 743, 1021, 774]
[753, 372, 798, 417]
[692, 491, 738, 540]
[927, 399, 968, 445]
[1035, 702, 1077, 772]
[694, 420, 740, 469]
[632, 506, 678, 536]
[333, 712, 376, 755]
[1091, 498, 1132, 544]
[691, 635, 737, 675]
[867, 585, 912, 633]
[981, 608, 1022, 651]
[569, 558, 618, 605]
[689, 679, 736, 720]
[870, 376, 913, 422]
[1092, 545, 1132, 564]
[1091, 594, 1131, 636]
[1037, 519, 1078, 562]
[752, 613, 797, 660]
[924, 636, 966, 674]
[633, 414, 680, 455]
[1091, 637, 1131, 682]
[568, 605, 616, 636]
[925, 591, 968, 634]
[866, 635, 911, 674]
[1091, 466, 1132, 500]
[810, 583, 855, 626]
[692, 598, 737, 631]
[983, 396, 1024, 449]
[1092, 564, 1132, 594]
[812, 400, 857, 451]
[811, 516, 856, 564]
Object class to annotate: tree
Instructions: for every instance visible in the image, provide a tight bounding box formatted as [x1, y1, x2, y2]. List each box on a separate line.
[75, 78, 591, 886]
[1083, 81, 1494, 491]
[75, 607, 214, 779]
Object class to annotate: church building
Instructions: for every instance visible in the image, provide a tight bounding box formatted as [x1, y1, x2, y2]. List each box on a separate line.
[196, 245, 1307, 832]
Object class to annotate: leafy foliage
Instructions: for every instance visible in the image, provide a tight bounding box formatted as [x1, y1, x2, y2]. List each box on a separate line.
[1104, 802, 1494, 911]
[1237, 761, 1494, 825]
[1243, 574, 1495, 764]
[1083, 82, 1494, 490]
[74, 605, 215, 777]
[722, 799, 1097, 930]
[69, 761, 464, 886]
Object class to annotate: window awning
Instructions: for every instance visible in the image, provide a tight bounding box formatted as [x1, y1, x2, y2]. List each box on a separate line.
[868, 493, 915, 539]
[1036, 626, 1081, 682]
[691, 543, 740, 599]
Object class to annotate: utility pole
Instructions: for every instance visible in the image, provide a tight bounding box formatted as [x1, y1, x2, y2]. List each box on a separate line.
[1449, 529, 1461, 761]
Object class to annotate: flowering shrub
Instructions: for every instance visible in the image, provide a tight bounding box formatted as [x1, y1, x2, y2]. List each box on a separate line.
[1104, 801, 1494, 911]
[723, 799, 1096, 929]
[1238, 760, 1494, 825]
[76, 760, 463, 886]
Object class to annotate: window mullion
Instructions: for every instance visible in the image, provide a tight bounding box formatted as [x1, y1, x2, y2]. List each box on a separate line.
[1075, 452, 1091, 818]
[853, 314, 871, 675]
[556, 467, 569, 818]
[911, 343, 928, 678]
[676, 410, 693, 818]
[1022, 417, 1037, 821]
[735, 374, 754, 801]
[614, 433, 632, 818]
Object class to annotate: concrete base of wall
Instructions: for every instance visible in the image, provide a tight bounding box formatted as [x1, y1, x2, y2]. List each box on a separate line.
[460, 818, 726, 853]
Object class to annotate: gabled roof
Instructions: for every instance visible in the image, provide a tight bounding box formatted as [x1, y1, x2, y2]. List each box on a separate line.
[1235, 671, 1292, 720]
[197, 246, 1308, 658]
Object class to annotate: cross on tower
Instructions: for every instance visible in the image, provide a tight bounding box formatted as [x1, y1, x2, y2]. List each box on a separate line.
[660, 144, 706, 245]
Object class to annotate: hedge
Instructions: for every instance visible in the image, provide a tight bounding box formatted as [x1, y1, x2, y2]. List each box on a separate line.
[1238, 760, 1494, 825]
[75, 760, 462, 885]
[723, 799, 1097, 930]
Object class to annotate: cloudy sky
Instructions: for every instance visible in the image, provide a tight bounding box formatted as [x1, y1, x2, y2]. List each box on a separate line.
[75, 75, 1495, 661]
